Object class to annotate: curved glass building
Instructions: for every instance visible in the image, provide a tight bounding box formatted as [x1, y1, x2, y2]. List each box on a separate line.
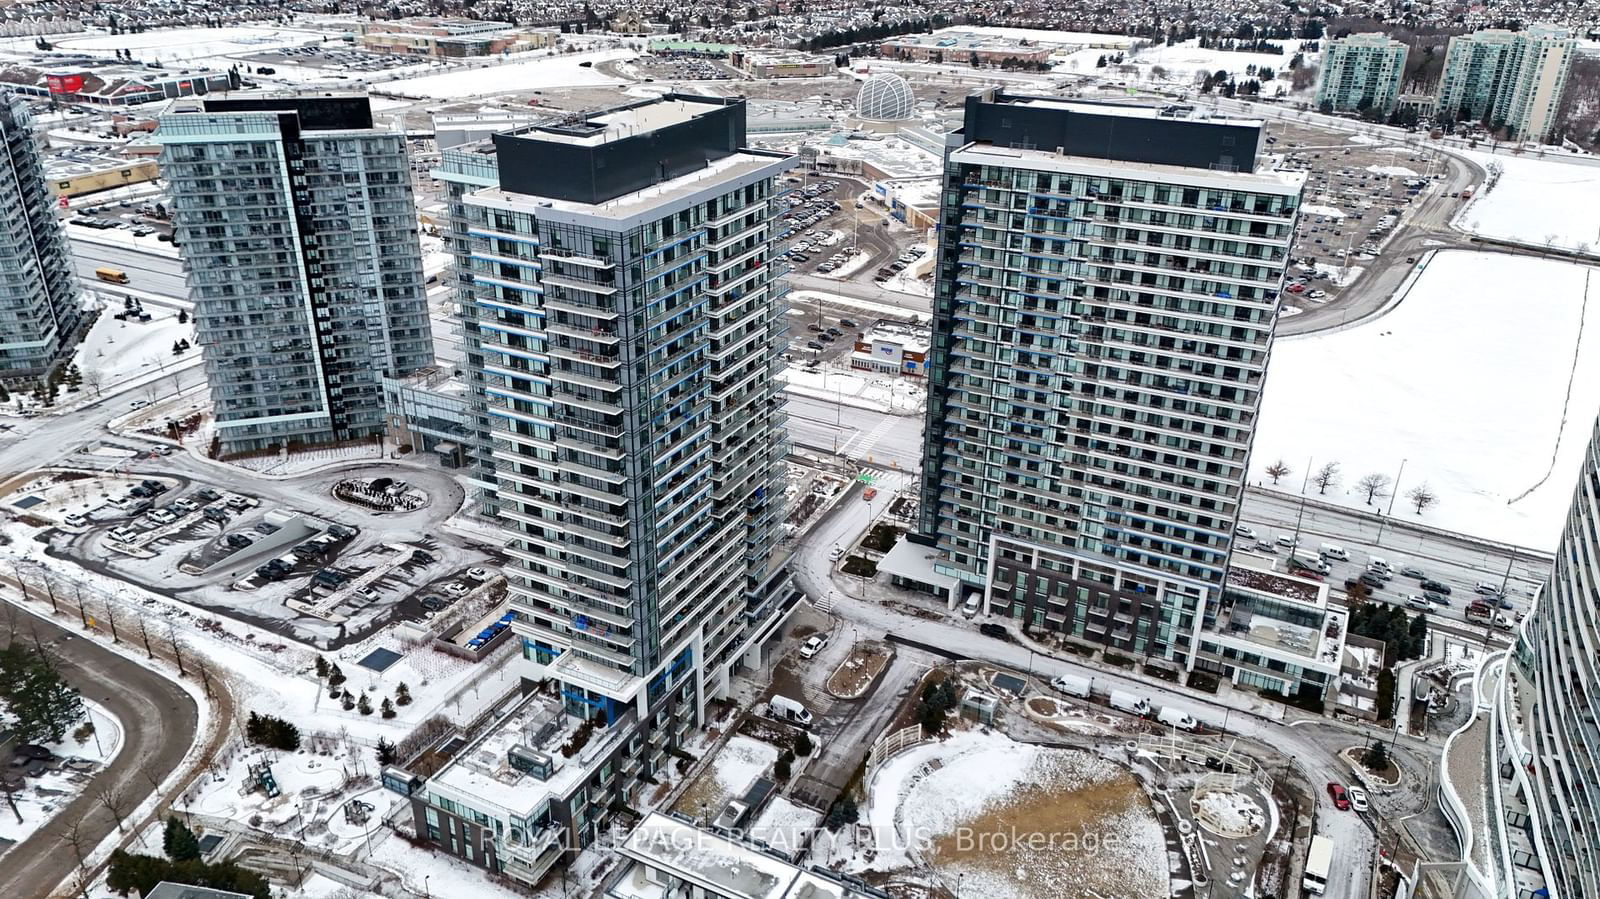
[1440, 415, 1600, 898]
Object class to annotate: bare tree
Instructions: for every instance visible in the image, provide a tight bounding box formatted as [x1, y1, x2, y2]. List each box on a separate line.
[136, 614, 153, 659]
[94, 783, 129, 832]
[1312, 461, 1342, 495]
[1264, 459, 1291, 485]
[57, 818, 92, 898]
[167, 621, 187, 675]
[1, 776, 21, 824]
[1407, 483, 1439, 515]
[1356, 472, 1392, 504]
[82, 368, 104, 398]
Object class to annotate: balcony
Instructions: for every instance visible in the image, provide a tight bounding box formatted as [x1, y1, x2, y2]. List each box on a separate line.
[538, 249, 614, 269]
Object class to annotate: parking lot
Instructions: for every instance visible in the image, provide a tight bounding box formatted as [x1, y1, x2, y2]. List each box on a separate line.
[240, 45, 419, 76]
[1265, 121, 1450, 314]
[626, 53, 738, 82]
[27, 463, 501, 649]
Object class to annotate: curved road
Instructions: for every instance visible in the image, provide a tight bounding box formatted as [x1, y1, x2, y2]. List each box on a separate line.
[0, 607, 199, 899]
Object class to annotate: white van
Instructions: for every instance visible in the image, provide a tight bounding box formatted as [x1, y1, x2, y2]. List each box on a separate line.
[1050, 674, 1092, 699]
[1475, 582, 1502, 596]
[1368, 556, 1392, 572]
[768, 695, 813, 726]
[1156, 707, 1198, 731]
[1109, 690, 1151, 717]
[960, 595, 981, 618]
[1319, 543, 1348, 561]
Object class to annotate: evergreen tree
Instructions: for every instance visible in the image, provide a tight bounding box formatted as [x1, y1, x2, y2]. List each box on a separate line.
[793, 730, 814, 757]
[314, 656, 329, 680]
[395, 682, 411, 705]
[328, 663, 346, 687]
[376, 737, 397, 766]
[381, 697, 395, 719]
[0, 645, 84, 743]
[163, 816, 202, 861]
[824, 796, 859, 831]
[774, 749, 794, 780]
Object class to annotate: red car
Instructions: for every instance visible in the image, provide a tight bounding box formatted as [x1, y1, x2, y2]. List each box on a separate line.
[1287, 283, 1307, 293]
[1327, 782, 1350, 810]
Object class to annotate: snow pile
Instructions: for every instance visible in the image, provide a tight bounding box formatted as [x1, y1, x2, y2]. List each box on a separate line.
[1456, 153, 1600, 252]
[1254, 250, 1600, 549]
[1192, 788, 1265, 837]
[1366, 164, 1420, 177]
[1312, 262, 1364, 287]
[1301, 204, 1346, 219]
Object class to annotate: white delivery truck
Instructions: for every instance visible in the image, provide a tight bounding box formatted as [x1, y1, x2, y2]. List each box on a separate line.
[768, 695, 813, 726]
[1050, 674, 1092, 699]
[1108, 690, 1151, 717]
[1302, 835, 1332, 894]
[1156, 706, 1198, 731]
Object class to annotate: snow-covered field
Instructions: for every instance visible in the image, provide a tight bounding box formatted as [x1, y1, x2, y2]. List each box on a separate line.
[1456, 153, 1600, 252]
[780, 364, 925, 416]
[386, 48, 633, 98]
[55, 26, 317, 63]
[1255, 250, 1600, 549]
[673, 735, 778, 818]
[1124, 38, 1308, 89]
[0, 700, 123, 849]
[853, 728, 1168, 899]
[72, 297, 196, 392]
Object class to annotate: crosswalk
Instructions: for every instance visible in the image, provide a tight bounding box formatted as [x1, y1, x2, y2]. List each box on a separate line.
[838, 417, 895, 461]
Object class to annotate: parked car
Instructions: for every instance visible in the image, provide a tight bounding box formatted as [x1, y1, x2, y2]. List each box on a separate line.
[1235, 525, 1256, 539]
[420, 596, 447, 612]
[442, 582, 469, 597]
[978, 622, 1010, 640]
[1347, 785, 1370, 812]
[828, 545, 845, 561]
[1327, 782, 1351, 810]
[225, 533, 253, 548]
[466, 567, 492, 581]
[63, 513, 89, 528]
[799, 634, 828, 658]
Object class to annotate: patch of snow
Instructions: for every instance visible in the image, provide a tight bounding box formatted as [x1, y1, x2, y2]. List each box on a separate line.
[1366, 164, 1420, 177]
[1301, 204, 1346, 219]
[711, 735, 778, 800]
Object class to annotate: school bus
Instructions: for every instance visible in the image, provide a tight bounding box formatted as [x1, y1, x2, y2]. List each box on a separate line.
[94, 267, 130, 284]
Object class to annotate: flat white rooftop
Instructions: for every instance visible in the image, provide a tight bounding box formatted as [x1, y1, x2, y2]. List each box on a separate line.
[535, 99, 713, 147]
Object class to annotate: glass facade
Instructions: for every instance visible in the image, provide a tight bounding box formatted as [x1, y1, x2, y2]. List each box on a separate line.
[158, 98, 433, 454]
[919, 98, 1303, 661]
[0, 95, 83, 378]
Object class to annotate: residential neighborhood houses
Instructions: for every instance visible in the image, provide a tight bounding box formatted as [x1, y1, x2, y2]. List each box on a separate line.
[0, 6, 1598, 899]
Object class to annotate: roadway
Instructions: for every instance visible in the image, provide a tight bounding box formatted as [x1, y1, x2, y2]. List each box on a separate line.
[779, 398, 1545, 638]
[0, 608, 199, 899]
[67, 235, 189, 302]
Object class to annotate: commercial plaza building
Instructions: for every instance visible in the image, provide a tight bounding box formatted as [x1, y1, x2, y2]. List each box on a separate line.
[1315, 32, 1409, 115]
[158, 94, 434, 455]
[917, 91, 1304, 669]
[1439, 415, 1600, 899]
[1438, 24, 1576, 141]
[0, 92, 84, 379]
[417, 95, 798, 884]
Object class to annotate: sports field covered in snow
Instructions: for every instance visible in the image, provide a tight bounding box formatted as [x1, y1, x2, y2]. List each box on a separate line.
[1455, 152, 1600, 253]
[385, 48, 633, 98]
[1254, 250, 1598, 549]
